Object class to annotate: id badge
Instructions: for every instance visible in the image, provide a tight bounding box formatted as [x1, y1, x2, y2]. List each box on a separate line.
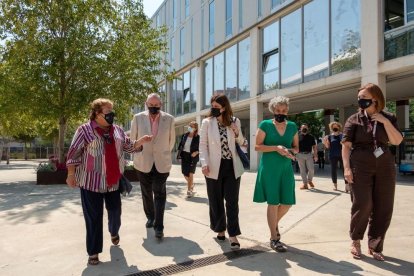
[373, 147, 384, 158]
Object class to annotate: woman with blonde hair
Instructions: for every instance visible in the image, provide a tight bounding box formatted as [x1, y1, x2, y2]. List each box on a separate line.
[323, 121, 348, 192]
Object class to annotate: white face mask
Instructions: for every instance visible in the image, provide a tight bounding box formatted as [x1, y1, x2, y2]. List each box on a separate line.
[188, 126, 194, 133]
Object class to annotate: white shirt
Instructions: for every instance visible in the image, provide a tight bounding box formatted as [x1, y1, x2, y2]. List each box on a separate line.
[183, 136, 192, 152]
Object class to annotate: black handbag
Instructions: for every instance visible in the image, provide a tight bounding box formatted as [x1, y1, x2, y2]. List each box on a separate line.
[119, 174, 133, 197]
[236, 142, 250, 169]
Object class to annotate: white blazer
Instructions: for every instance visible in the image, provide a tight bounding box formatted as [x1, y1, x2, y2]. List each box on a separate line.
[130, 111, 175, 173]
[199, 117, 244, 180]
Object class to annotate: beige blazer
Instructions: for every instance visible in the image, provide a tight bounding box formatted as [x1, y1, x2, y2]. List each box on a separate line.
[130, 111, 175, 173]
[199, 117, 244, 180]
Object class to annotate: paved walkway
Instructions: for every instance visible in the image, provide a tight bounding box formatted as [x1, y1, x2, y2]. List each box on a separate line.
[0, 160, 413, 276]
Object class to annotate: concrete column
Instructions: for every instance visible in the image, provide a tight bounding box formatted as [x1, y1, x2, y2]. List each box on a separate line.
[323, 109, 335, 135]
[396, 100, 410, 130]
[249, 102, 263, 171]
[360, 0, 387, 96]
[339, 106, 358, 126]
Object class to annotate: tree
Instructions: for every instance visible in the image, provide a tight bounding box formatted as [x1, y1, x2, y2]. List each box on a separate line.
[0, 0, 168, 162]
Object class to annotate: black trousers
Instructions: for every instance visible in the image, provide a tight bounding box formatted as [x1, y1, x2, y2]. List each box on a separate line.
[349, 149, 396, 252]
[80, 188, 121, 256]
[330, 156, 346, 184]
[205, 159, 241, 237]
[317, 151, 325, 168]
[137, 164, 169, 231]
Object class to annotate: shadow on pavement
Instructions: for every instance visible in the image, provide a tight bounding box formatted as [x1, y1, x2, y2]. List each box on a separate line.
[142, 228, 204, 264]
[360, 255, 414, 275]
[81, 246, 139, 276]
[226, 246, 363, 275]
[185, 196, 209, 205]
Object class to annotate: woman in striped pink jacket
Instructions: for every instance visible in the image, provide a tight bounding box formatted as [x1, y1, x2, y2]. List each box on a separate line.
[66, 98, 151, 265]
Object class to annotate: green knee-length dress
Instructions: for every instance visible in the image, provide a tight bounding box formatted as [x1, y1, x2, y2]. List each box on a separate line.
[253, 119, 297, 205]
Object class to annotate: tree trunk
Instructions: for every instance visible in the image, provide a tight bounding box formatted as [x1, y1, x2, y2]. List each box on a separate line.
[58, 117, 67, 164]
[24, 141, 28, 160]
[6, 142, 10, 165]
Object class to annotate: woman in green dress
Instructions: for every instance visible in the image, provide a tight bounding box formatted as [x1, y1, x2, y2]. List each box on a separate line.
[254, 96, 299, 252]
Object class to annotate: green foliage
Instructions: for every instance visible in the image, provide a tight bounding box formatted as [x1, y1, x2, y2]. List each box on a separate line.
[36, 161, 56, 172]
[289, 110, 324, 138]
[0, 0, 168, 162]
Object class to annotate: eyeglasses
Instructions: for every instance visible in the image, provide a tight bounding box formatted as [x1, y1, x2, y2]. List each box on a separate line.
[103, 133, 112, 144]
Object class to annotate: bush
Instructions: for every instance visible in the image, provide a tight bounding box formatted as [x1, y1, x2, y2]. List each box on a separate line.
[36, 162, 56, 172]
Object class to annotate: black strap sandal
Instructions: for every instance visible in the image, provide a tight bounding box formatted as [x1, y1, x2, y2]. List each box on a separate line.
[111, 234, 120, 245]
[88, 255, 99, 265]
[270, 239, 287, 252]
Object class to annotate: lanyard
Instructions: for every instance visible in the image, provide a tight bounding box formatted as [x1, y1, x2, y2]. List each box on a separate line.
[365, 110, 378, 149]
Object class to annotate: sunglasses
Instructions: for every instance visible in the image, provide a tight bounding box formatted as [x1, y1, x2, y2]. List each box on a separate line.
[103, 132, 112, 144]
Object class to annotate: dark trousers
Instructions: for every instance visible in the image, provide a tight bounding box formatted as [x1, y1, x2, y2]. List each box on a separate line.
[317, 151, 325, 168]
[350, 150, 396, 252]
[330, 156, 346, 184]
[137, 164, 169, 231]
[205, 159, 241, 237]
[80, 188, 121, 256]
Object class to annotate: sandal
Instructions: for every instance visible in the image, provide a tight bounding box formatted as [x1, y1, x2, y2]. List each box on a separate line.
[270, 239, 287, 252]
[369, 249, 385, 261]
[88, 255, 99, 265]
[276, 226, 281, 240]
[111, 234, 120, 245]
[350, 240, 362, 259]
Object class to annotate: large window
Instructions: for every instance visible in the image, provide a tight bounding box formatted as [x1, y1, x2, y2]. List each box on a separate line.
[205, 58, 213, 107]
[225, 44, 237, 101]
[172, 69, 197, 116]
[384, 0, 414, 29]
[239, 0, 243, 29]
[304, 0, 329, 82]
[209, 1, 215, 48]
[201, 8, 205, 53]
[170, 36, 175, 67]
[408, 0, 414, 23]
[214, 52, 224, 94]
[281, 8, 302, 87]
[258, 0, 262, 17]
[331, 0, 361, 74]
[190, 68, 197, 112]
[185, 0, 190, 18]
[226, 0, 233, 37]
[180, 27, 185, 66]
[173, 0, 178, 29]
[183, 71, 190, 114]
[238, 37, 250, 100]
[262, 21, 279, 91]
[176, 78, 183, 115]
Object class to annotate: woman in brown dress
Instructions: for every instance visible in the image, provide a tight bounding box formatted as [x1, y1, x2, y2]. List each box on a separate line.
[342, 83, 403, 261]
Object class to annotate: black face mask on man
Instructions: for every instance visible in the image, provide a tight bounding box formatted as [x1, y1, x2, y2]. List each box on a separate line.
[302, 128, 308, 134]
[211, 108, 222, 117]
[274, 114, 287, 123]
[332, 127, 339, 132]
[358, 98, 373, 109]
[148, 106, 161, 115]
[103, 112, 115, 125]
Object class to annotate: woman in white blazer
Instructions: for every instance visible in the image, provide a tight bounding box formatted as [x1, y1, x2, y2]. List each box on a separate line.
[199, 93, 245, 250]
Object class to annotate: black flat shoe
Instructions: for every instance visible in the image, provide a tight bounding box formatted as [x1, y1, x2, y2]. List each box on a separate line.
[155, 229, 164, 239]
[145, 219, 154, 228]
[111, 234, 120, 245]
[230, 242, 240, 250]
[216, 234, 225, 241]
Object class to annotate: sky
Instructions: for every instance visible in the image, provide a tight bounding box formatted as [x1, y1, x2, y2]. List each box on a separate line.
[143, 0, 164, 18]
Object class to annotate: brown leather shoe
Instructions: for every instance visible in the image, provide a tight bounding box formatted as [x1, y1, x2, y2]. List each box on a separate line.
[300, 184, 308, 190]
[308, 181, 315, 188]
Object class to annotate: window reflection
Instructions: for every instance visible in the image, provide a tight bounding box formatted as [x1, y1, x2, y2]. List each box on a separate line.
[176, 78, 183, 115]
[239, 37, 250, 100]
[304, 0, 329, 82]
[281, 8, 301, 87]
[262, 21, 279, 92]
[214, 52, 224, 94]
[204, 58, 213, 107]
[225, 44, 237, 101]
[331, 0, 361, 74]
[191, 68, 197, 112]
[183, 72, 190, 114]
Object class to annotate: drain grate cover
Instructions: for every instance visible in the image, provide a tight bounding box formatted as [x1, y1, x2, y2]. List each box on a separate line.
[127, 245, 269, 276]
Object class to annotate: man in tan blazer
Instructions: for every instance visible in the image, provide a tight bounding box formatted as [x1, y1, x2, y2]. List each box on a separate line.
[130, 93, 175, 239]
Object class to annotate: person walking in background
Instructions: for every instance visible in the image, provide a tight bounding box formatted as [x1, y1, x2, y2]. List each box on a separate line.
[66, 98, 151, 265]
[199, 93, 245, 250]
[130, 93, 175, 240]
[316, 138, 325, 169]
[342, 83, 403, 261]
[323, 122, 348, 192]
[296, 124, 318, 189]
[177, 121, 200, 198]
[254, 96, 298, 252]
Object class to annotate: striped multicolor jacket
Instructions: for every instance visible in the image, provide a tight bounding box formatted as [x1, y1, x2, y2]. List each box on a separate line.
[66, 121, 139, 193]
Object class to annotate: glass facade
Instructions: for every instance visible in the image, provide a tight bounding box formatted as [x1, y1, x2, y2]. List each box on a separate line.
[226, 0, 233, 37]
[173, 0, 177, 29]
[258, 0, 262, 17]
[176, 78, 183, 115]
[304, 0, 329, 82]
[238, 37, 250, 100]
[331, 0, 361, 75]
[225, 44, 237, 101]
[183, 71, 190, 114]
[190, 67, 197, 112]
[185, 0, 190, 18]
[171, 69, 197, 116]
[170, 36, 175, 66]
[180, 27, 185, 66]
[262, 21, 279, 91]
[205, 58, 213, 107]
[281, 8, 302, 87]
[209, 1, 215, 48]
[408, 0, 414, 23]
[214, 52, 224, 95]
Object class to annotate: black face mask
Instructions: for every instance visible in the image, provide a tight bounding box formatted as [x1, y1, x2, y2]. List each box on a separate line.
[358, 98, 373, 109]
[148, 106, 160, 115]
[302, 128, 308, 134]
[211, 108, 222, 117]
[332, 127, 339, 132]
[274, 114, 287, 123]
[103, 112, 115, 125]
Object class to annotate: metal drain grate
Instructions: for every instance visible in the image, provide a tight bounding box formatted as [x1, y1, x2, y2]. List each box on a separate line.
[127, 245, 269, 276]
